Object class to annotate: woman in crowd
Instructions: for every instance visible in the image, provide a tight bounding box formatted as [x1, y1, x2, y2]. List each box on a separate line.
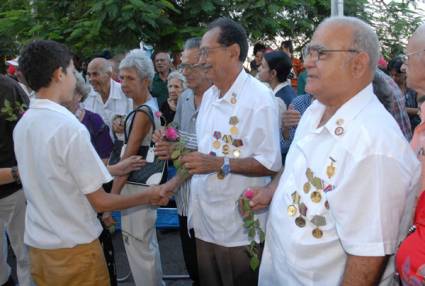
[160, 70, 186, 125]
[106, 49, 165, 286]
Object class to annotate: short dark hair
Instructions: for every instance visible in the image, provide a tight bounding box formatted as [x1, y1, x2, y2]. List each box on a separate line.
[19, 40, 72, 92]
[281, 40, 293, 54]
[387, 55, 404, 74]
[207, 17, 248, 62]
[264, 51, 292, 83]
[253, 42, 266, 56]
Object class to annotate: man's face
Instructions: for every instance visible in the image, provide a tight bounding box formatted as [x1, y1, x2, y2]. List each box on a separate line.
[406, 35, 425, 93]
[87, 61, 111, 93]
[198, 28, 231, 83]
[155, 53, 170, 73]
[180, 48, 206, 90]
[61, 61, 77, 104]
[389, 68, 406, 88]
[304, 24, 357, 104]
[258, 58, 272, 83]
[255, 51, 263, 65]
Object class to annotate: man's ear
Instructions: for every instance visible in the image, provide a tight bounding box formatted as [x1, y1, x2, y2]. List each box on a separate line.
[228, 43, 241, 61]
[52, 67, 64, 82]
[351, 52, 369, 79]
[271, 69, 277, 80]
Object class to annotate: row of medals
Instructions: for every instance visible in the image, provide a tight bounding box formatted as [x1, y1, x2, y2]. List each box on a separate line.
[287, 163, 335, 239]
[213, 93, 243, 179]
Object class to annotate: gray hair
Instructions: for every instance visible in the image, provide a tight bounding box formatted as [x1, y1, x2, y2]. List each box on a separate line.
[74, 72, 91, 101]
[119, 49, 154, 84]
[319, 16, 380, 71]
[184, 38, 201, 50]
[168, 70, 187, 90]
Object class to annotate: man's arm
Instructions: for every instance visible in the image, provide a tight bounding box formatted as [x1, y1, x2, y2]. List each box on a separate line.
[180, 152, 276, 177]
[86, 185, 171, 213]
[0, 167, 15, 185]
[341, 254, 389, 286]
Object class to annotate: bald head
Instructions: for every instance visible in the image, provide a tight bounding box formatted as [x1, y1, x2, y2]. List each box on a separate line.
[87, 58, 113, 96]
[318, 16, 380, 72]
[406, 23, 425, 94]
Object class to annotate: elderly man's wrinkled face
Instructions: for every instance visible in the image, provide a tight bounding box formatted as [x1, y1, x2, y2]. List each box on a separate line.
[155, 53, 170, 73]
[198, 27, 232, 84]
[304, 24, 358, 104]
[180, 48, 206, 90]
[406, 35, 425, 93]
[87, 60, 111, 93]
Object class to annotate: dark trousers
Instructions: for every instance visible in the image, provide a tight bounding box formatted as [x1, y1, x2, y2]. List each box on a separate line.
[196, 238, 262, 286]
[178, 215, 199, 285]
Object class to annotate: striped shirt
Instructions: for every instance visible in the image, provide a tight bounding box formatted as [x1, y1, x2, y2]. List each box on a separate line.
[173, 89, 199, 216]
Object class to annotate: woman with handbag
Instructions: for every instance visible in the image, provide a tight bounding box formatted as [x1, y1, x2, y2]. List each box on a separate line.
[104, 49, 166, 286]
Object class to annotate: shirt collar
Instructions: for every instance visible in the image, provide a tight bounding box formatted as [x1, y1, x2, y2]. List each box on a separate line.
[212, 69, 248, 104]
[30, 98, 78, 121]
[273, 82, 289, 95]
[309, 83, 375, 139]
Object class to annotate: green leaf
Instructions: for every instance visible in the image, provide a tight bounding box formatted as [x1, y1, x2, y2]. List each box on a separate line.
[242, 198, 251, 212]
[250, 255, 260, 271]
[248, 227, 256, 239]
[259, 229, 265, 243]
[171, 149, 181, 160]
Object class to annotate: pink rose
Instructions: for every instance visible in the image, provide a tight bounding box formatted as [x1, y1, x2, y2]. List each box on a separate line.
[244, 188, 254, 200]
[154, 111, 162, 118]
[164, 127, 179, 141]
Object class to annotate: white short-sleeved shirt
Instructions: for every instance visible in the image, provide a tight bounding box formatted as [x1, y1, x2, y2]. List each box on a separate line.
[13, 99, 113, 249]
[189, 69, 282, 247]
[83, 79, 132, 139]
[259, 84, 420, 285]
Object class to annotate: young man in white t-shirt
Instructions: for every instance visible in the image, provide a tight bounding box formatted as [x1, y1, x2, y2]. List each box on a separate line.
[13, 40, 171, 286]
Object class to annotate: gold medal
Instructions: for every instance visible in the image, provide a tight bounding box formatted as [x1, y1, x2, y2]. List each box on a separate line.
[212, 140, 221, 149]
[222, 144, 229, 155]
[287, 205, 297, 216]
[303, 182, 311, 193]
[230, 126, 238, 135]
[233, 149, 240, 158]
[295, 216, 306, 228]
[311, 177, 324, 190]
[326, 162, 335, 179]
[311, 191, 322, 203]
[231, 93, 237, 104]
[312, 228, 323, 239]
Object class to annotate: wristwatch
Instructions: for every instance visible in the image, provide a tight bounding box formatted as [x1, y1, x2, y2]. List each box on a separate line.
[11, 166, 21, 184]
[217, 157, 231, 180]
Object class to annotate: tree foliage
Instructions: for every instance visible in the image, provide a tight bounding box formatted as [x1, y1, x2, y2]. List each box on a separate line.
[0, 0, 422, 60]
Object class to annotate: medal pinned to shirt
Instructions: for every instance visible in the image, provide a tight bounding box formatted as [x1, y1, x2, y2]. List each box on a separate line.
[311, 215, 326, 239]
[326, 157, 336, 179]
[334, 118, 345, 136]
[232, 139, 243, 158]
[212, 131, 222, 149]
[230, 92, 237, 105]
[229, 116, 239, 135]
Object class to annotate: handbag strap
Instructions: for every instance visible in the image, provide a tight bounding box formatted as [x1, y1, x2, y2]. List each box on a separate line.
[123, 104, 156, 145]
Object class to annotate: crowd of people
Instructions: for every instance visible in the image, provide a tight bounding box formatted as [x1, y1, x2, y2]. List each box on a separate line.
[1, 14, 425, 286]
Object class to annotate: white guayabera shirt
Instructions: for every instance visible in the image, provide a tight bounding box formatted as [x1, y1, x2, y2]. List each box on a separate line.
[259, 84, 420, 286]
[189, 69, 282, 247]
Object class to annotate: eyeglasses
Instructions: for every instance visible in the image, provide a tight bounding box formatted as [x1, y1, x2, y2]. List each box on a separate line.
[402, 49, 425, 65]
[303, 44, 360, 62]
[178, 63, 202, 72]
[199, 46, 227, 57]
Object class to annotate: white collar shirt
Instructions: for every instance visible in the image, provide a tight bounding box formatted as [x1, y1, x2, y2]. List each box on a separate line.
[259, 84, 420, 285]
[273, 82, 289, 95]
[83, 79, 132, 139]
[13, 99, 113, 249]
[190, 69, 282, 247]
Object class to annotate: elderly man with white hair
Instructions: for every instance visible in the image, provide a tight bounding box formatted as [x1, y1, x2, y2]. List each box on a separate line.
[85, 57, 132, 141]
[244, 16, 421, 285]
